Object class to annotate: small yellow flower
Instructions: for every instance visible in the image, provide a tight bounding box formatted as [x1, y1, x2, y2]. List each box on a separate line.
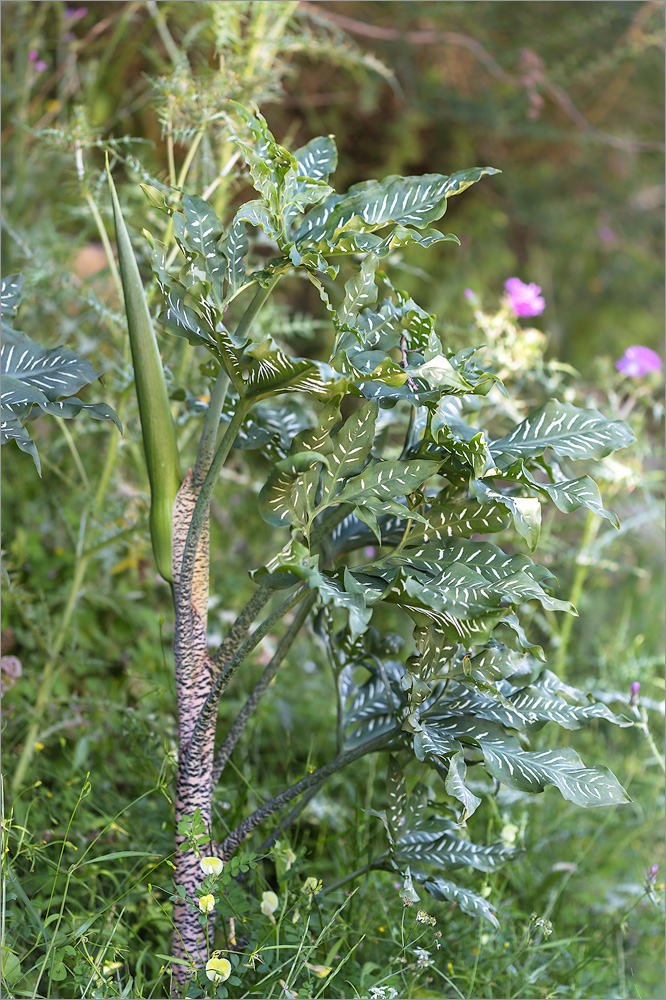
[34, 742, 45, 752]
[198, 894, 215, 914]
[447, 962, 454, 973]
[260, 890, 279, 921]
[305, 962, 332, 978]
[205, 956, 231, 984]
[301, 876, 321, 895]
[200, 856, 223, 876]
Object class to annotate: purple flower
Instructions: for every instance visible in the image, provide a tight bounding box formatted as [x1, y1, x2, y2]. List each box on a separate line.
[363, 546, 377, 559]
[64, 6, 87, 19]
[504, 277, 545, 318]
[34, 59, 48, 73]
[464, 288, 475, 300]
[598, 226, 616, 244]
[630, 681, 641, 705]
[647, 864, 659, 884]
[28, 49, 39, 62]
[615, 346, 662, 378]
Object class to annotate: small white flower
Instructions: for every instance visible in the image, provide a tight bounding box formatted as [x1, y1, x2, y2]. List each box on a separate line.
[200, 856, 223, 876]
[261, 890, 279, 921]
[413, 946, 434, 969]
[283, 848, 297, 870]
[205, 956, 231, 983]
[500, 822, 519, 846]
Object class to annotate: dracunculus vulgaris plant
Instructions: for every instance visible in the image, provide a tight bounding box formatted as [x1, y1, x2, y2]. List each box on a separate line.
[107, 103, 635, 990]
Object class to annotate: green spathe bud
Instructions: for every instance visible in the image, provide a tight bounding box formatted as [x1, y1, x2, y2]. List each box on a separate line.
[107, 159, 182, 582]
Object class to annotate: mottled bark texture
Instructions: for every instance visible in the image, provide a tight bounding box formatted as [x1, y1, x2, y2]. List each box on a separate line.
[171, 471, 212, 981]
[169, 474, 273, 991]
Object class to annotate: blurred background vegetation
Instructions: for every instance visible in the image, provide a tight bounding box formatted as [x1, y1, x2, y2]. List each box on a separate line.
[1, 3, 664, 998]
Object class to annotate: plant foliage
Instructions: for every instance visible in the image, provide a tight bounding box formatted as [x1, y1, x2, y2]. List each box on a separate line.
[136, 104, 636, 926]
[0, 275, 120, 474]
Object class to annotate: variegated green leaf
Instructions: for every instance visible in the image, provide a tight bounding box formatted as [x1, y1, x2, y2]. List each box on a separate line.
[444, 750, 483, 822]
[426, 686, 537, 732]
[404, 782, 429, 829]
[1, 374, 48, 413]
[422, 500, 511, 539]
[160, 288, 217, 348]
[472, 479, 541, 550]
[306, 566, 372, 640]
[413, 721, 461, 762]
[386, 756, 407, 839]
[425, 876, 499, 928]
[1, 321, 121, 472]
[0, 411, 41, 472]
[442, 429, 495, 476]
[394, 816, 515, 872]
[481, 744, 630, 807]
[2, 328, 99, 402]
[408, 354, 477, 394]
[294, 135, 338, 182]
[386, 575, 505, 642]
[335, 458, 441, 505]
[425, 717, 629, 807]
[258, 450, 327, 527]
[233, 199, 282, 243]
[343, 661, 404, 749]
[37, 398, 122, 432]
[493, 399, 635, 462]
[244, 345, 340, 401]
[504, 671, 631, 731]
[339, 254, 379, 328]
[534, 474, 619, 528]
[220, 214, 249, 299]
[319, 404, 377, 504]
[182, 195, 226, 303]
[293, 166, 500, 246]
[1, 274, 22, 317]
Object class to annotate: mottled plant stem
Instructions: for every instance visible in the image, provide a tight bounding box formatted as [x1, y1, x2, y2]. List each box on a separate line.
[176, 404, 249, 619]
[184, 588, 309, 781]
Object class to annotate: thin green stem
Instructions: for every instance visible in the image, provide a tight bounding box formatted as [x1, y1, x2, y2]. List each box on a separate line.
[193, 370, 229, 488]
[633, 706, 666, 772]
[217, 729, 400, 861]
[212, 592, 316, 784]
[145, 0, 183, 66]
[176, 130, 204, 191]
[553, 509, 600, 679]
[233, 281, 275, 342]
[166, 130, 177, 189]
[81, 186, 123, 302]
[55, 417, 91, 492]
